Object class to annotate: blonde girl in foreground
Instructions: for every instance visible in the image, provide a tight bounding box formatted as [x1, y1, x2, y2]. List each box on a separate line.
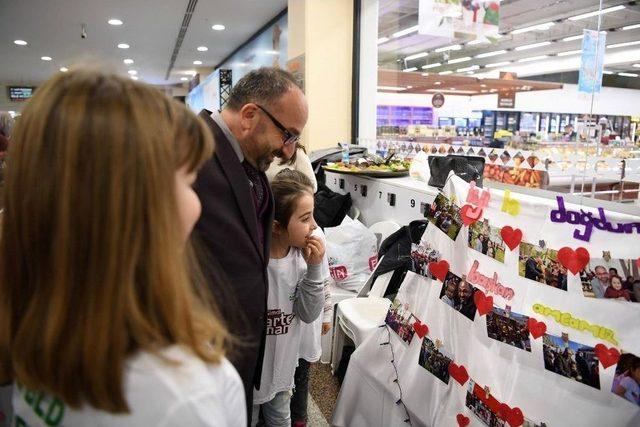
[0, 69, 245, 426]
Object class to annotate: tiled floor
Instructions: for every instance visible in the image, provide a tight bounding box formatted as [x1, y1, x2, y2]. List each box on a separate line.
[308, 362, 341, 425]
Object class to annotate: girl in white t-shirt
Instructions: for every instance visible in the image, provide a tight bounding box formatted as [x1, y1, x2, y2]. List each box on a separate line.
[0, 69, 245, 426]
[614, 356, 640, 406]
[252, 177, 325, 426]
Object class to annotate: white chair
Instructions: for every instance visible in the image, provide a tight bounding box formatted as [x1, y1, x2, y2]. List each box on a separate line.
[368, 221, 400, 250]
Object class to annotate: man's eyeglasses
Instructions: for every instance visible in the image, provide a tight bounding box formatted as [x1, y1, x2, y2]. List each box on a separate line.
[256, 104, 299, 147]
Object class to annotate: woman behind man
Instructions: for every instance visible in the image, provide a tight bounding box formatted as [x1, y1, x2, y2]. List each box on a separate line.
[0, 69, 245, 425]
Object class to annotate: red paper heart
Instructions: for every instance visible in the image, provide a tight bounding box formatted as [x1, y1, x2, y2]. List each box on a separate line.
[594, 343, 621, 369]
[413, 320, 429, 339]
[557, 247, 590, 275]
[473, 291, 493, 316]
[461, 204, 483, 226]
[448, 362, 469, 386]
[500, 226, 523, 251]
[506, 407, 524, 427]
[527, 318, 547, 339]
[497, 403, 511, 420]
[456, 414, 470, 427]
[428, 260, 450, 282]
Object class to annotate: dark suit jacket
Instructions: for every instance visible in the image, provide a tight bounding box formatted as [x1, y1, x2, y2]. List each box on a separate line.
[194, 110, 273, 407]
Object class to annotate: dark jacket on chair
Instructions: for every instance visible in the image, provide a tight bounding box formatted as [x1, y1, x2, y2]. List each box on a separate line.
[193, 110, 273, 422]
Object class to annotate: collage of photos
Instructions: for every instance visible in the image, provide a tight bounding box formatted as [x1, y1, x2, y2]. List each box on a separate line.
[542, 333, 600, 390]
[439, 272, 477, 321]
[417, 337, 453, 385]
[465, 380, 506, 427]
[518, 242, 568, 291]
[580, 256, 640, 303]
[426, 193, 463, 241]
[410, 241, 442, 279]
[385, 298, 416, 345]
[486, 307, 531, 352]
[468, 219, 506, 263]
[611, 352, 640, 407]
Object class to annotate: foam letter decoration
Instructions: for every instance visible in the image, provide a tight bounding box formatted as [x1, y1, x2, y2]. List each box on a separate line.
[448, 363, 469, 386]
[594, 344, 621, 369]
[456, 414, 470, 427]
[500, 226, 523, 251]
[428, 260, 450, 282]
[501, 190, 521, 216]
[527, 318, 547, 339]
[413, 320, 429, 339]
[557, 247, 590, 275]
[506, 407, 525, 427]
[474, 291, 493, 316]
[461, 204, 483, 225]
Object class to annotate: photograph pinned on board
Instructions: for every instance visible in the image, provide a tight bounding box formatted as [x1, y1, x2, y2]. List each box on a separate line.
[468, 219, 506, 263]
[486, 306, 531, 352]
[518, 241, 568, 291]
[410, 242, 442, 279]
[611, 351, 640, 407]
[542, 333, 601, 390]
[580, 254, 640, 303]
[385, 298, 417, 345]
[439, 272, 477, 321]
[465, 380, 506, 427]
[418, 337, 453, 385]
[426, 193, 463, 241]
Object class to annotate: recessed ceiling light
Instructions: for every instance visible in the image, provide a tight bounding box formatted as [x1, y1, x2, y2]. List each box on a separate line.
[608, 40, 640, 49]
[557, 50, 582, 57]
[406, 85, 413, 89]
[449, 88, 456, 90]
[377, 37, 389, 44]
[108, 18, 123, 26]
[435, 44, 462, 53]
[180, 77, 189, 81]
[562, 34, 584, 42]
[197, 46, 208, 52]
[448, 56, 471, 64]
[457, 65, 480, 72]
[618, 72, 638, 77]
[633, 64, 640, 68]
[475, 50, 507, 58]
[184, 70, 197, 76]
[515, 41, 552, 51]
[485, 61, 512, 68]
[124, 58, 134, 65]
[434, 81, 442, 85]
[568, 5, 625, 21]
[467, 39, 488, 46]
[439, 70, 453, 75]
[392, 25, 419, 39]
[402, 67, 417, 72]
[41, 56, 52, 61]
[128, 70, 137, 75]
[265, 50, 280, 55]
[622, 23, 640, 31]
[603, 70, 614, 74]
[405, 52, 429, 61]
[518, 55, 549, 63]
[511, 22, 555, 35]
[14, 39, 27, 46]
[480, 84, 487, 87]
[377, 86, 406, 91]
[118, 43, 130, 49]
[131, 76, 139, 80]
[59, 67, 68, 72]
[193, 60, 202, 65]
[211, 24, 226, 31]
[422, 62, 442, 69]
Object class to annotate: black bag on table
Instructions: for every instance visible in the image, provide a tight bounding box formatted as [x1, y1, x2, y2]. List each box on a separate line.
[313, 182, 352, 229]
[427, 154, 485, 189]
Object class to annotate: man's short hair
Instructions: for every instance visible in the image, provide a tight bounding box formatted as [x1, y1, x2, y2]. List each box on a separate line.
[225, 67, 301, 111]
[594, 265, 607, 272]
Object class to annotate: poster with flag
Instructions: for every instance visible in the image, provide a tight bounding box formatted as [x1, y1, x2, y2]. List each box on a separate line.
[578, 29, 606, 94]
[418, 0, 499, 39]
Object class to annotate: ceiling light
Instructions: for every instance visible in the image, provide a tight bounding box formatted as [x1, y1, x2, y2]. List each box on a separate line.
[422, 62, 442, 69]
[377, 37, 389, 44]
[185, 70, 197, 76]
[434, 81, 442, 85]
[518, 55, 549, 63]
[633, 64, 640, 68]
[41, 56, 52, 61]
[622, 23, 640, 31]
[603, 70, 614, 74]
[439, 70, 453, 75]
[392, 25, 419, 38]
[193, 60, 202, 65]
[481, 84, 487, 87]
[197, 46, 208, 52]
[435, 44, 462, 53]
[128, 70, 137, 75]
[457, 65, 480, 72]
[467, 39, 487, 46]
[448, 56, 471, 64]
[377, 86, 406, 91]
[557, 50, 582, 57]
[562, 34, 584, 42]
[515, 41, 552, 51]
[402, 67, 418, 72]
[449, 88, 456, 90]
[568, 5, 625, 21]
[485, 61, 512, 68]
[481, 90, 488, 93]
[59, 67, 68, 72]
[211, 24, 226, 31]
[123, 59, 134, 65]
[117, 43, 130, 49]
[405, 52, 429, 61]
[608, 40, 640, 49]
[265, 50, 279, 55]
[511, 22, 555, 35]
[14, 39, 27, 46]
[180, 77, 189, 81]
[475, 50, 507, 58]
[108, 18, 123, 26]
[421, 72, 429, 76]
[618, 72, 638, 77]
[131, 76, 139, 80]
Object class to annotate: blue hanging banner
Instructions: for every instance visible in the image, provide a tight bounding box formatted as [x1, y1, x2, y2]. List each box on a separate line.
[578, 29, 606, 94]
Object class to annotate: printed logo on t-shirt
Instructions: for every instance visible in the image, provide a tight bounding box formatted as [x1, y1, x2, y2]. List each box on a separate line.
[368, 256, 378, 271]
[329, 265, 348, 280]
[15, 384, 66, 427]
[266, 309, 295, 335]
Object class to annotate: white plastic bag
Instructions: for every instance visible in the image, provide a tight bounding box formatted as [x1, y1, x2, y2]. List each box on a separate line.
[325, 216, 378, 292]
[409, 150, 430, 182]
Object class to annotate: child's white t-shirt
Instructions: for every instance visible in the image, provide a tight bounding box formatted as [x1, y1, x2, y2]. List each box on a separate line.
[619, 375, 640, 405]
[12, 346, 246, 426]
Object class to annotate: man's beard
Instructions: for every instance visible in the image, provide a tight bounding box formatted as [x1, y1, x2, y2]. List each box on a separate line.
[256, 148, 284, 172]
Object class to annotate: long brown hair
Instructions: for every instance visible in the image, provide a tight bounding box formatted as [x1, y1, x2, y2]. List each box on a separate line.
[0, 69, 228, 412]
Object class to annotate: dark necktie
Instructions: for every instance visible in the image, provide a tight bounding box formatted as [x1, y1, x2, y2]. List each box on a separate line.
[242, 160, 265, 207]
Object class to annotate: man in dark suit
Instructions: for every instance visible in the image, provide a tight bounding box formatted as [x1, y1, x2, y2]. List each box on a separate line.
[525, 256, 543, 282]
[193, 68, 307, 424]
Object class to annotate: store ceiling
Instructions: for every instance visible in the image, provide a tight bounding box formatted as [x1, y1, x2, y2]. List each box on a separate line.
[378, 0, 640, 80]
[0, 0, 287, 86]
